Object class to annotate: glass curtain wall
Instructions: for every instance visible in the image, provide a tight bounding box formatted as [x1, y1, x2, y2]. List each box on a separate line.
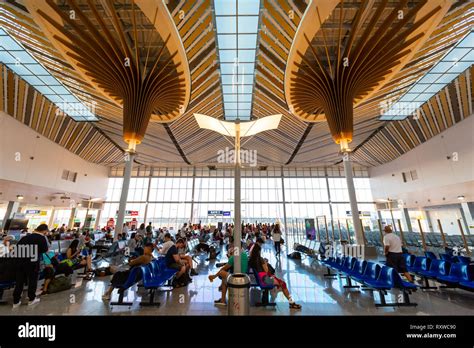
[100, 167, 376, 235]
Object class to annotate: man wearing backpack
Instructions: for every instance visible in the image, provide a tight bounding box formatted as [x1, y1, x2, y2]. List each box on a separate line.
[12, 224, 49, 308]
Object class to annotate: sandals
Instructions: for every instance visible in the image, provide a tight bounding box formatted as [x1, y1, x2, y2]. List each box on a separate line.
[289, 303, 302, 310]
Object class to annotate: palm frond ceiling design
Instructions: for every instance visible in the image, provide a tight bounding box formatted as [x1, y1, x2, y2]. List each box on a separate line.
[286, 0, 452, 146]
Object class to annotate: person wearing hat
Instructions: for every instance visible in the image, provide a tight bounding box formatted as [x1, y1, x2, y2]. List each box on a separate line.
[12, 224, 50, 308]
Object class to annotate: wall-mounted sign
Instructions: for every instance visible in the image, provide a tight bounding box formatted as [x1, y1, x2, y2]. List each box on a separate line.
[208, 210, 223, 216]
[223, 211, 231, 217]
[116, 210, 139, 216]
[346, 211, 371, 217]
[25, 210, 41, 215]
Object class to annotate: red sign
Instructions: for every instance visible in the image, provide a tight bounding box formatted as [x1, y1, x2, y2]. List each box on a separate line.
[117, 210, 139, 216]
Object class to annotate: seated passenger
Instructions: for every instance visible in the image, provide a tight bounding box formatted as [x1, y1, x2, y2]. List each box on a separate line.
[102, 242, 154, 301]
[128, 233, 143, 257]
[177, 239, 198, 276]
[208, 248, 248, 307]
[164, 238, 191, 288]
[41, 251, 73, 294]
[249, 244, 301, 310]
[61, 239, 92, 273]
[155, 232, 174, 255]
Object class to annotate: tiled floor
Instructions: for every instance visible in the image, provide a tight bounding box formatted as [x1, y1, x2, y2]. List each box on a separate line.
[2, 242, 474, 316]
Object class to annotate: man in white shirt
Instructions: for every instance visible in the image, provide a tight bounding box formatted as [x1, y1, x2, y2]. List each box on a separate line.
[156, 233, 175, 255]
[122, 222, 130, 238]
[383, 225, 413, 282]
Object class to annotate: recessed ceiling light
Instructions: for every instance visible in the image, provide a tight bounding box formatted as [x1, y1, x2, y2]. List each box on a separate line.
[16, 195, 24, 200]
[457, 195, 465, 200]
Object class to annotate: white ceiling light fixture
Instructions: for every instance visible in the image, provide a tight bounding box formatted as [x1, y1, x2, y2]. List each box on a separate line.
[457, 195, 465, 200]
[194, 113, 281, 138]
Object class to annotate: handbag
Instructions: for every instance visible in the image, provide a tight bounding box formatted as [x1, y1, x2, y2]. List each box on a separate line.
[280, 238, 284, 245]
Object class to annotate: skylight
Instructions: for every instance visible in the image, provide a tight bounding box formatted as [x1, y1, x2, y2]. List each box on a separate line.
[380, 29, 474, 121]
[0, 27, 98, 122]
[214, 0, 260, 121]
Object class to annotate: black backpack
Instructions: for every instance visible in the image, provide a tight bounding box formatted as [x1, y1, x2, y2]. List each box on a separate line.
[288, 252, 302, 260]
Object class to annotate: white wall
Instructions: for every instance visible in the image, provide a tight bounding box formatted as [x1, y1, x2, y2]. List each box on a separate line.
[0, 111, 109, 201]
[369, 115, 474, 208]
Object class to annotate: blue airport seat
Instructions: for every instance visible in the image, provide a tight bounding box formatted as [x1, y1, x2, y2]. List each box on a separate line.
[459, 265, 474, 291]
[110, 266, 143, 307]
[343, 259, 367, 289]
[361, 266, 418, 307]
[404, 254, 415, 268]
[408, 256, 428, 273]
[437, 263, 466, 285]
[418, 259, 443, 279]
[363, 266, 394, 290]
[440, 253, 455, 263]
[455, 256, 472, 264]
[425, 251, 438, 260]
[347, 259, 367, 278]
[335, 256, 356, 273]
[352, 262, 381, 284]
[139, 259, 178, 307]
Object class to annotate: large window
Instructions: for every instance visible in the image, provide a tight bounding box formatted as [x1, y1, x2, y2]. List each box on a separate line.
[100, 166, 376, 230]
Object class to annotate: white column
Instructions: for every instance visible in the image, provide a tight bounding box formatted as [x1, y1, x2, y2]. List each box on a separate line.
[2, 201, 20, 229]
[48, 208, 56, 227]
[343, 153, 364, 245]
[460, 202, 472, 235]
[233, 122, 242, 273]
[280, 166, 288, 244]
[190, 167, 196, 223]
[401, 207, 413, 233]
[94, 209, 102, 230]
[68, 207, 77, 229]
[115, 151, 135, 240]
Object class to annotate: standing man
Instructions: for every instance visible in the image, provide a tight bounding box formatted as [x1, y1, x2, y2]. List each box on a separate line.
[12, 224, 49, 308]
[383, 225, 413, 282]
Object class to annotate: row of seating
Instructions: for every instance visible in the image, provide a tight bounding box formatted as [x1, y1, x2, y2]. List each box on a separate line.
[424, 251, 472, 264]
[110, 257, 177, 308]
[321, 255, 418, 307]
[404, 254, 474, 292]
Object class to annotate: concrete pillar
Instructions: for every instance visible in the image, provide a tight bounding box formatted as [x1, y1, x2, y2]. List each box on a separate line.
[115, 151, 135, 240]
[280, 167, 288, 244]
[143, 176, 152, 225]
[94, 209, 102, 230]
[190, 167, 196, 223]
[68, 207, 77, 230]
[401, 208, 413, 233]
[2, 201, 21, 229]
[48, 208, 56, 227]
[233, 123, 242, 273]
[343, 153, 364, 245]
[423, 210, 433, 232]
[459, 203, 472, 235]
